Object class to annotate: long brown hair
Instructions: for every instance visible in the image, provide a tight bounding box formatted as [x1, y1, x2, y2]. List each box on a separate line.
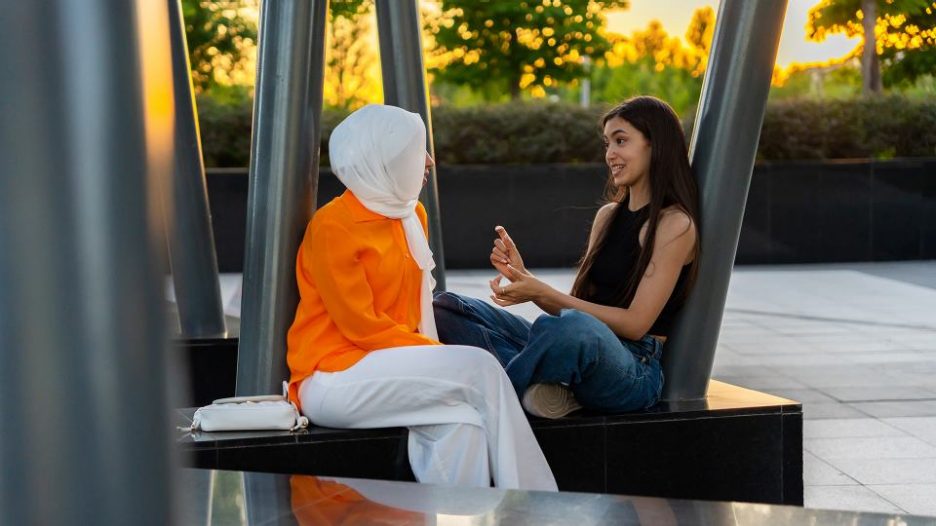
[570, 96, 701, 308]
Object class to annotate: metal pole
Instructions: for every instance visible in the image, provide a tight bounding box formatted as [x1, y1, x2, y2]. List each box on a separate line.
[236, 0, 328, 396]
[375, 0, 447, 290]
[0, 1, 176, 524]
[580, 56, 591, 109]
[244, 472, 297, 526]
[167, 0, 227, 338]
[663, 0, 788, 400]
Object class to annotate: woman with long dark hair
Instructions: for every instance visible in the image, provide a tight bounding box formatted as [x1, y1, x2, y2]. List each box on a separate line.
[434, 96, 700, 418]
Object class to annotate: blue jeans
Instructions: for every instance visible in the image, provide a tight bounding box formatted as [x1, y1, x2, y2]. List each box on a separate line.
[433, 291, 664, 413]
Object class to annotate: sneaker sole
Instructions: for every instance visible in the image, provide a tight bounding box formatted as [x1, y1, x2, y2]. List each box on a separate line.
[522, 384, 583, 419]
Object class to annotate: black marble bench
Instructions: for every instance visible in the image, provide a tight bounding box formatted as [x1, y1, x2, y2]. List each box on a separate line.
[178, 379, 803, 506]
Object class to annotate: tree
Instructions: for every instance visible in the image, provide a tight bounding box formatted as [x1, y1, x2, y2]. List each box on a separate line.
[594, 21, 701, 115]
[591, 8, 715, 115]
[324, 0, 382, 109]
[879, 5, 936, 87]
[427, 0, 629, 100]
[181, 0, 258, 93]
[684, 5, 715, 77]
[806, 0, 933, 95]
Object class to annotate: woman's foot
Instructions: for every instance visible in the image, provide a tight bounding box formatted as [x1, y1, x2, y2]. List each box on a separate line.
[522, 384, 583, 419]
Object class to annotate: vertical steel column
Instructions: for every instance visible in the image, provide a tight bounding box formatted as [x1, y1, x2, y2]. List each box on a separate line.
[236, 0, 329, 396]
[0, 1, 176, 524]
[243, 472, 295, 526]
[167, 0, 227, 338]
[663, 0, 788, 400]
[375, 0, 447, 290]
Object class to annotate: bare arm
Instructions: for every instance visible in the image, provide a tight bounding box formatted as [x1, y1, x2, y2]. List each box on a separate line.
[493, 210, 696, 340]
[490, 204, 616, 312]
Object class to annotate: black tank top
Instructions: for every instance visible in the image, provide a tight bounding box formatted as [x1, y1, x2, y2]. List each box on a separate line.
[584, 196, 691, 337]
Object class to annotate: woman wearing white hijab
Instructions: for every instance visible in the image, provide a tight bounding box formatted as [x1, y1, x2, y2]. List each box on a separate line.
[286, 104, 556, 490]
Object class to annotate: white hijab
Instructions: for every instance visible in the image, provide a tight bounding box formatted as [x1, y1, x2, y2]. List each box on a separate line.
[329, 104, 438, 340]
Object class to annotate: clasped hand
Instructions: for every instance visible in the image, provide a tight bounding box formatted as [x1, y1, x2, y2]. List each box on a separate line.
[488, 225, 545, 307]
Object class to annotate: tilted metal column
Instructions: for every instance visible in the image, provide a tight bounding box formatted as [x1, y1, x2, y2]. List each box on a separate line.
[0, 1, 176, 524]
[663, 0, 788, 400]
[236, 0, 328, 396]
[376, 0, 447, 290]
[167, 0, 227, 338]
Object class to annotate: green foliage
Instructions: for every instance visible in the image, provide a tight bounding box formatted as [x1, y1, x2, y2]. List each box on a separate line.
[769, 66, 863, 101]
[196, 96, 936, 166]
[758, 96, 936, 160]
[883, 51, 936, 87]
[591, 60, 702, 117]
[427, 0, 628, 99]
[196, 92, 253, 167]
[807, 0, 930, 38]
[807, 0, 936, 87]
[182, 0, 257, 93]
[586, 11, 712, 116]
[325, 0, 378, 109]
[329, 0, 367, 20]
[431, 103, 605, 163]
[881, 3, 936, 86]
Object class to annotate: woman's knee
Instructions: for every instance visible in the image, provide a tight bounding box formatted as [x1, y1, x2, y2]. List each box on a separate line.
[433, 291, 467, 313]
[433, 293, 474, 339]
[433, 302, 462, 331]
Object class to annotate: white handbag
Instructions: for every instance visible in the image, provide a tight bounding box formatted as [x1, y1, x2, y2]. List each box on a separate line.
[189, 382, 309, 432]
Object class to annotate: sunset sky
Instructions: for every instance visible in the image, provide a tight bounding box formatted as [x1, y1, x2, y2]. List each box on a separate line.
[605, 0, 861, 67]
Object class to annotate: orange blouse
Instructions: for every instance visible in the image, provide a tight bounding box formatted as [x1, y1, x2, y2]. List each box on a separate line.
[286, 190, 439, 406]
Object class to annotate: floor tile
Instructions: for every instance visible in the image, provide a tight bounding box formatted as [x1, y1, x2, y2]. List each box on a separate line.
[805, 436, 936, 460]
[804, 485, 905, 514]
[768, 388, 838, 404]
[867, 484, 936, 517]
[803, 403, 870, 420]
[848, 353, 936, 364]
[731, 342, 821, 355]
[882, 417, 936, 446]
[850, 401, 936, 418]
[825, 458, 936, 485]
[709, 365, 778, 377]
[804, 418, 906, 439]
[803, 452, 858, 486]
[816, 341, 913, 353]
[749, 353, 853, 366]
[820, 386, 936, 403]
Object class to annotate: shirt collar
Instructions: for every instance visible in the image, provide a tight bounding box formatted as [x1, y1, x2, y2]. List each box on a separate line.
[340, 190, 387, 222]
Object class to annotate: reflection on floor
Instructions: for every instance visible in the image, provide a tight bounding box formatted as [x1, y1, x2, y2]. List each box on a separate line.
[178, 469, 936, 525]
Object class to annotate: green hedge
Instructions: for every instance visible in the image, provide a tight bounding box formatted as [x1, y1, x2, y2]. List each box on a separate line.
[196, 96, 936, 167]
[758, 97, 936, 160]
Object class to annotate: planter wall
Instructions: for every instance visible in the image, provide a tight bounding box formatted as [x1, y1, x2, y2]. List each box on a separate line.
[205, 158, 935, 271]
[739, 158, 936, 264]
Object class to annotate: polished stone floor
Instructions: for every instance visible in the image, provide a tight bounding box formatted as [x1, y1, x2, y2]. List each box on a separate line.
[178, 469, 936, 525]
[180, 260, 936, 517]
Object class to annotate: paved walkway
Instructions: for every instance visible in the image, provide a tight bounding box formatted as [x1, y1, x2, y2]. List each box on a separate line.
[202, 261, 936, 516]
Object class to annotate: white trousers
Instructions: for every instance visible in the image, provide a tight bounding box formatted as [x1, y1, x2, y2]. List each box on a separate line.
[298, 345, 557, 491]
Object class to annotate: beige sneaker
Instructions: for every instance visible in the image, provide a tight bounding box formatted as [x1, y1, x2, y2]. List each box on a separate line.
[522, 384, 583, 419]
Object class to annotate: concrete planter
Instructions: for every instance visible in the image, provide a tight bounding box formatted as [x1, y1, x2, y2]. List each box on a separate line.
[205, 158, 936, 271]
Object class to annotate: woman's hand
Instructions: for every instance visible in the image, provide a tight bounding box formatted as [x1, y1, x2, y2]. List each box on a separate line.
[490, 225, 527, 278]
[489, 264, 549, 307]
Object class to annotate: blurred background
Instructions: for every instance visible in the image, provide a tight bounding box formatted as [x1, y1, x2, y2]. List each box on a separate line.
[182, 0, 935, 168]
